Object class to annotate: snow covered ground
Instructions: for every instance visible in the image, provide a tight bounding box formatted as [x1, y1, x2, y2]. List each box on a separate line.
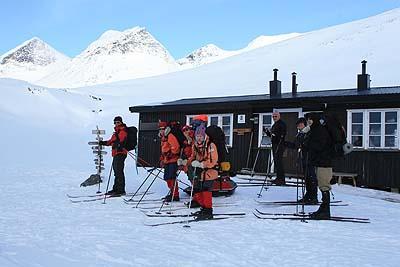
[1, 165, 399, 267]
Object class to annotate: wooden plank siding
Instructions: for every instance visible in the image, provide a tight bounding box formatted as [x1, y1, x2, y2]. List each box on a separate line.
[134, 94, 400, 189]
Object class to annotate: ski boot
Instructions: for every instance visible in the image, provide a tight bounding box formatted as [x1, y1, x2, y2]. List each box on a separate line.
[309, 191, 330, 219]
[194, 208, 213, 220]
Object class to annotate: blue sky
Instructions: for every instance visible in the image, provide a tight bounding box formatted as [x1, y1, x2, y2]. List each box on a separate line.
[1, 0, 400, 59]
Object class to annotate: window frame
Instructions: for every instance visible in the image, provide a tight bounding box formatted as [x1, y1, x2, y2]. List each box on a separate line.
[347, 109, 400, 150]
[257, 113, 273, 148]
[186, 113, 234, 147]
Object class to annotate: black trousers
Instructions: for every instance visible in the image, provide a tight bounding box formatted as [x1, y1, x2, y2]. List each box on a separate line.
[112, 154, 127, 192]
[302, 157, 318, 198]
[273, 144, 285, 181]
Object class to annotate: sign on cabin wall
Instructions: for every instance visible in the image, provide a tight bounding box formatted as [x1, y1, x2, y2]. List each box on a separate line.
[233, 128, 252, 135]
[238, 114, 246, 124]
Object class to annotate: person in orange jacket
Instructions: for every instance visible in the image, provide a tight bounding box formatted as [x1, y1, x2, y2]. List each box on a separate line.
[159, 121, 181, 202]
[188, 123, 219, 220]
[99, 116, 128, 196]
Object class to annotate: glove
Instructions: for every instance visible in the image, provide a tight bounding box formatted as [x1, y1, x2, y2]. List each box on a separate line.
[99, 141, 107, 146]
[177, 158, 183, 166]
[191, 160, 204, 169]
[177, 158, 188, 166]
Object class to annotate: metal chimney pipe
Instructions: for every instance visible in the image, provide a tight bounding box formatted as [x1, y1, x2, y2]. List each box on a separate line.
[358, 60, 370, 90]
[273, 68, 278, 81]
[269, 68, 281, 97]
[361, 60, 367, 75]
[292, 72, 297, 95]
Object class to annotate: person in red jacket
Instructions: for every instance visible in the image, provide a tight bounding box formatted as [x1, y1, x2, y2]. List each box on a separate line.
[159, 121, 181, 202]
[99, 116, 128, 196]
[178, 125, 199, 206]
[188, 123, 219, 220]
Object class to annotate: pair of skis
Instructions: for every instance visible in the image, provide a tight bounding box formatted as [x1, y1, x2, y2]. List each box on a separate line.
[67, 191, 154, 203]
[253, 209, 370, 223]
[255, 199, 348, 206]
[143, 211, 246, 226]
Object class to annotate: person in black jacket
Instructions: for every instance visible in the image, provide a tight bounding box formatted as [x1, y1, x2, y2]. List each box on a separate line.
[264, 111, 286, 185]
[286, 117, 318, 204]
[304, 112, 333, 219]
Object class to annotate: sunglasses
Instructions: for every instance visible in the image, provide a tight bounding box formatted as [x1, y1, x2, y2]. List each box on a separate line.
[114, 121, 121, 124]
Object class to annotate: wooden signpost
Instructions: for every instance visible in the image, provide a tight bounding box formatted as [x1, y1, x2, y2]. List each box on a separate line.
[88, 126, 106, 193]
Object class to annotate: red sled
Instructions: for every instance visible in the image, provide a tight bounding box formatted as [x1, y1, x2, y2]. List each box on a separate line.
[184, 174, 237, 197]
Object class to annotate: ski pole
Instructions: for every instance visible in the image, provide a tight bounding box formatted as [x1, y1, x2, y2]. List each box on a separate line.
[102, 163, 113, 204]
[257, 148, 272, 198]
[295, 150, 301, 215]
[127, 166, 157, 201]
[166, 170, 184, 213]
[135, 168, 163, 208]
[301, 152, 309, 217]
[184, 166, 197, 228]
[155, 188, 171, 214]
[127, 151, 139, 175]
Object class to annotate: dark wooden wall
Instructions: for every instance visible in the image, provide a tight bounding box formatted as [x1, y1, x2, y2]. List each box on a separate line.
[135, 101, 400, 189]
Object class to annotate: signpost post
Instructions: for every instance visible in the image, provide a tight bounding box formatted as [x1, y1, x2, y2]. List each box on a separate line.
[88, 126, 106, 193]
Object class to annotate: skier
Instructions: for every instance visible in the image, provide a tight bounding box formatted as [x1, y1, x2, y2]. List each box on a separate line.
[304, 112, 333, 219]
[159, 121, 181, 202]
[286, 117, 318, 204]
[99, 116, 128, 196]
[188, 123, 219, 220]
[177, 125, 199, 206]
[264, 111, 287, 185]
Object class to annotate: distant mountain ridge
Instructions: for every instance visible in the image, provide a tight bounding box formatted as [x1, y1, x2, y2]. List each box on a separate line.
[0, 28, 301, 88]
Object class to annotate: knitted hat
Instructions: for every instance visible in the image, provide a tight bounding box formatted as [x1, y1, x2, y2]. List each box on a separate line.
[158, 121, 168, 128]
[113, 116, 123, 123]
[195, 123, 206, 142]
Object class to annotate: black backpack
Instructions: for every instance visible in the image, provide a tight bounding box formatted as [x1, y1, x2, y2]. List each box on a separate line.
[320, 114, 347, 159]
[125, 126, 138, 151]
[206, 125, 228, 163]
[168, 121, 186, 151]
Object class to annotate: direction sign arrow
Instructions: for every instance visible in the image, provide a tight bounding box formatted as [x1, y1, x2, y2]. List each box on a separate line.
[93, 151, 107, 155]
[92, 130, 105, 135]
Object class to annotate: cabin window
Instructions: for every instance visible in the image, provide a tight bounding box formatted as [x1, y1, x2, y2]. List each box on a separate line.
[347, 109, 399, 149]
[351, 112, 364, 147]
[258, 113, 273, 147]
[186, 114, 233, 147]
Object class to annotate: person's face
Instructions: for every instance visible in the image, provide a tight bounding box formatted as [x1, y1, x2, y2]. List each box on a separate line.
[159, 128, 165, 136]
[272, 113, 280, 122]
[297, 122, 305, 130]
[183, 128, 190, 138]
[196, 134, 205, 144]
[307, 119, 313, 126]
[114, 121, 122, 126]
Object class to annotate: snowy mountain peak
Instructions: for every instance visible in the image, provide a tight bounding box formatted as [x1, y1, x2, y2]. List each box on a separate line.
[0, 37, 69, 66]
[178, 44, 237, 68]
[83, 26, 172, 59]
[39, 26, 178, 88]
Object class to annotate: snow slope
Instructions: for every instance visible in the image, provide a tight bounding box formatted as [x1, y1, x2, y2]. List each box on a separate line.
[177, 33, 302, 69]
[77, 8, 400, 100]
[38, 27, 178, 88]
[0, 37, 70, 83]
